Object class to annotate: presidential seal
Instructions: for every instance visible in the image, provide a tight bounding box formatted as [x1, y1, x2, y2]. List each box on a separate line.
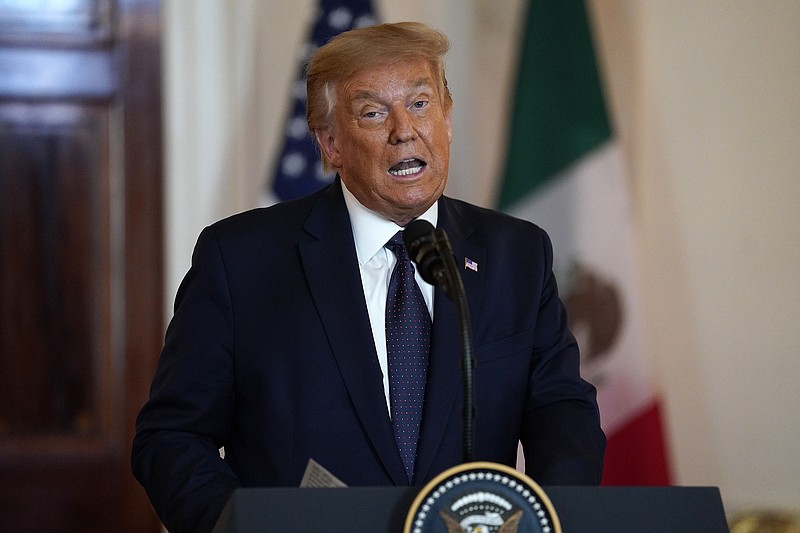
[404, 462, 560, 533]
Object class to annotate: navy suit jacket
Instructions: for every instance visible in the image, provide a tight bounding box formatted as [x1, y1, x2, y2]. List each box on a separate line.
[132, 179, 605, 532]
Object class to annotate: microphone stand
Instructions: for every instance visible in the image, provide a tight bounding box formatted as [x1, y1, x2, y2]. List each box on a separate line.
[431, 229, 476, 464]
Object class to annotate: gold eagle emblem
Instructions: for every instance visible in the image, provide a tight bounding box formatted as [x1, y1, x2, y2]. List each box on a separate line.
[439, 509, 523, 533]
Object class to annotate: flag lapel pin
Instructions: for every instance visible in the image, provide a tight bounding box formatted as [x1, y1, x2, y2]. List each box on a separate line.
[464, 257, 478, 272]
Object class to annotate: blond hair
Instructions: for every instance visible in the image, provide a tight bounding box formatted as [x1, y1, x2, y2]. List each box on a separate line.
[306, 22, 452, 173]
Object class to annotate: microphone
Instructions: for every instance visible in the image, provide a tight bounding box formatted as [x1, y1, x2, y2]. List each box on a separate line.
[403, 219, 449, 292]
[403, 218, 476, 464]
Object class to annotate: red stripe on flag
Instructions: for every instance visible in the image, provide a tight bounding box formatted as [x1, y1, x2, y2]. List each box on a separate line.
[601, 401, 672, 486]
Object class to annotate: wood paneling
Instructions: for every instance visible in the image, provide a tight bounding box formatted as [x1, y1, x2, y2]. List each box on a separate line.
[0, 0, 162, 531]
[0, 104, 115, 446]
[0, 0, 113, 44]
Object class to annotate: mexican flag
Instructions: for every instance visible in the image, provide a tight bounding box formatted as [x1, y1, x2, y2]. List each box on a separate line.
[499, 0, 671, 485]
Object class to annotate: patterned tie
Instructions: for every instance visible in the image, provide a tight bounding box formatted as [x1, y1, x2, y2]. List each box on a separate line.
[385, 231, 430, 482]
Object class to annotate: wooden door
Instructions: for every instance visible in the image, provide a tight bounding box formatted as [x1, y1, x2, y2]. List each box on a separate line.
[0, 1, 163, 531]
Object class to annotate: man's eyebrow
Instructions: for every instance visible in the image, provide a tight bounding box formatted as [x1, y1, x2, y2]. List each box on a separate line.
[409, 77, 435, 93]
[412, 77, 433, 87]
[351, 90, 381, 102]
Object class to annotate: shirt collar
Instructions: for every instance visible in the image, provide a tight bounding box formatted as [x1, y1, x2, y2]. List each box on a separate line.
[341, 179, 439, 266]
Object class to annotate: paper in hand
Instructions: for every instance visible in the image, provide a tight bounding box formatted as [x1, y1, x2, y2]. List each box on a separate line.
[300, 458, 348, 488]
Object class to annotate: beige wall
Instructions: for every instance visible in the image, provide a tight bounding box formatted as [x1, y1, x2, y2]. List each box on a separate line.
[163, 0, 800, 515]
[589, 0, 800, 512]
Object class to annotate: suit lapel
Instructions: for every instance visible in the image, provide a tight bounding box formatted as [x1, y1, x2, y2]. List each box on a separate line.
[414, 198, 487, 481]
[299, 180, 408, 485]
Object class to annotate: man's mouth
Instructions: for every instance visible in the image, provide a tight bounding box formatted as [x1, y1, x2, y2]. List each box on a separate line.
[389, 158, 426, 177]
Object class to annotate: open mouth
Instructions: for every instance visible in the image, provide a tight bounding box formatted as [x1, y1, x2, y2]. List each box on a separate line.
[389, 158, 426, 177]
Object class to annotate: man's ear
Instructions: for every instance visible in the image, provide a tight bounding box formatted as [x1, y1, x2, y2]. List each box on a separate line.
[314, 128, 342, 169]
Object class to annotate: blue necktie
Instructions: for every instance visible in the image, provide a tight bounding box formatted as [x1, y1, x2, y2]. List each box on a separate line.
[385, 231, 430, 482]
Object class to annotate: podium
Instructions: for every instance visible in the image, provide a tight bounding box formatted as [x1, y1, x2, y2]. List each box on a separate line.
[212, 485, 729, 532]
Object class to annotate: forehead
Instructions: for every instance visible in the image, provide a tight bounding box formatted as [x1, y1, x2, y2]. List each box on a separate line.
[338, 58, 437, 104]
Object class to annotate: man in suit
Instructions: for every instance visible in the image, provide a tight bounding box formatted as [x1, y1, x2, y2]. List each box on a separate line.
[132, 21, 605, 533]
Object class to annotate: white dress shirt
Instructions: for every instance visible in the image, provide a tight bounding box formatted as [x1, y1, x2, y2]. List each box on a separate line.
[341, 181, 437, 415]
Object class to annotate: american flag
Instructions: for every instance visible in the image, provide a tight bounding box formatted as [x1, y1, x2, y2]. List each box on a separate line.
[268, 0, 378, 203]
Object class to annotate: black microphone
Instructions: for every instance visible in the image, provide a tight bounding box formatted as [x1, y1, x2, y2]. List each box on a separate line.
[403, 218, 476, 464]
[403, 219, 448, 290]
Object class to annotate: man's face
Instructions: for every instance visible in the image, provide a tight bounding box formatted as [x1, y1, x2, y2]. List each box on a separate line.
[315, 58, 452, 226]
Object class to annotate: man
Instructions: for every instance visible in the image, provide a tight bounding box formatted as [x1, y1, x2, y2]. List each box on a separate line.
[132, 22, 605, 533]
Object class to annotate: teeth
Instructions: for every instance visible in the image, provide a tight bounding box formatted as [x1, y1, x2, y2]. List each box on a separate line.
[390, 165, 423, 176]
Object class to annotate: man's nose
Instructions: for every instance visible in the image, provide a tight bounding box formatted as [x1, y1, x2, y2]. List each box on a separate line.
[388, 109, 416, 144]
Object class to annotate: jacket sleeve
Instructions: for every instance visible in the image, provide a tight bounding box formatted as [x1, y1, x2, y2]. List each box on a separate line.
[520, 229, 606, 485]
[131, 226, 241, 533]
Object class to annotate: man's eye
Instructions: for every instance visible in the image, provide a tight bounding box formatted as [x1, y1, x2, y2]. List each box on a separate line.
[412, 100, 428, 109]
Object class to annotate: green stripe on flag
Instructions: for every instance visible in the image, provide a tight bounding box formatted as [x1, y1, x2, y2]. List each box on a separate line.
[498, 0, 612, 210]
